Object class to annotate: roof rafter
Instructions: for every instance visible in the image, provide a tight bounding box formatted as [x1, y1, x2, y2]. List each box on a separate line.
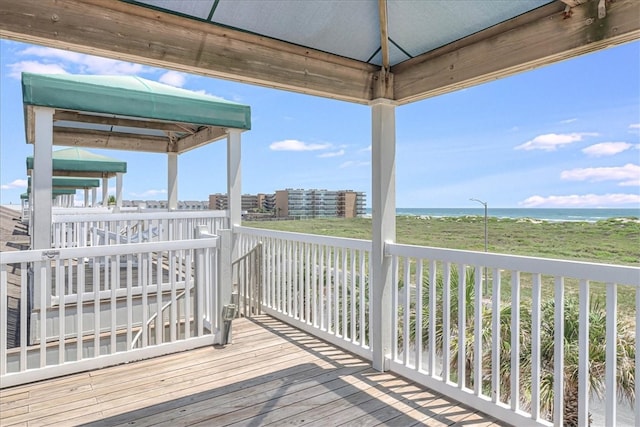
[378, 0, 390, 72]
[52, 127, 170, 153]
[392, 0, 640, 104]
[0, 0, 377, 104]
[176, 126, 228, 154]
[1, 0, 638, 106]
[53, 111, 198, 133]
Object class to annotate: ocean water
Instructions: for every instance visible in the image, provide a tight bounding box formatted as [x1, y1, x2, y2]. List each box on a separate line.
[364, 208, 640, 222]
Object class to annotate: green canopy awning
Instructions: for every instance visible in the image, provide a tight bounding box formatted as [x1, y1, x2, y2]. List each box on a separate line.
[27, 176, 101, 189]
[22, 73, 251, 130]
[26, 148, 127, 176]
[26, 188, 76, 196]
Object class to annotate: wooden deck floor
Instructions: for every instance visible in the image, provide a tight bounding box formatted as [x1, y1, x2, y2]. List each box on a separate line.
[0, 315, 507, 427]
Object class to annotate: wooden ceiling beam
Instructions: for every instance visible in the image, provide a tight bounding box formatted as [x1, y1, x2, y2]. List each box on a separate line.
[53, 111, 198, 133]
[2, 0, 637, 106]
[176, 126, 228, 154]
[52, 127, 169, 153]
[392, 0, 640, 104]
[0, 0, 377, 104]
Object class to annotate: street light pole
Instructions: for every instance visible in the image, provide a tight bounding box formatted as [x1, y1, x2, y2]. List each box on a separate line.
[470, 198, 488, 252]
[470, 198, 488, 293]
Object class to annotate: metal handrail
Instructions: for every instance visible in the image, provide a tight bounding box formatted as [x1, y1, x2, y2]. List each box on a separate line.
[232, 242, 263, 318]
[131, 289, 187, 349]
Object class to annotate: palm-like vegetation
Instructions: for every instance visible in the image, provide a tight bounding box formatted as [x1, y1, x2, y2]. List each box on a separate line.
[406, 265, 636, 425]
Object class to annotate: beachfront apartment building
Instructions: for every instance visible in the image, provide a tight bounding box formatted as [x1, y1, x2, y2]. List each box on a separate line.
[275, 188, 366, 218]
[209, 189, 365, 218]
[208, 193, 275, 212]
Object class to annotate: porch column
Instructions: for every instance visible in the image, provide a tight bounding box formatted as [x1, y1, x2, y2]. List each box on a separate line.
[227, 129, 242, 227]
[91, 187, 97, 207]
[167, 152, 178, 211]
[84, 188, 89, 207]
[370, 99, 396, 371]
[115, 172, 123, 212]
[102, 177, 108, 206]
[32, 106, 54, 250]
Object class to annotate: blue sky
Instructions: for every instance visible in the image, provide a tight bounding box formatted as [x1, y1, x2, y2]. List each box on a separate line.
[1, 39, 638, 208]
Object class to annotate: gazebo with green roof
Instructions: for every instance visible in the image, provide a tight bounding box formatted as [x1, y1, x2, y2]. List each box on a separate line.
[26, 174, 102, 207]
[27, 148, 126, 207]
[22, 72, 251, 250]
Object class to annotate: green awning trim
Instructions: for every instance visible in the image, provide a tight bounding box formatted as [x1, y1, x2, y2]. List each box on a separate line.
[26, 188, 77, 196]
[26, 148, 127, 174]
[27, 176, 101, 189]
[22, 73, 251, 130]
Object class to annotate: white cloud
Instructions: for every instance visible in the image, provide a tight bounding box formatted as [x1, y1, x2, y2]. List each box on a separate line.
[1, 179, 28, 190]
[13, 46, 147, 77]
[318, 149, 345, 158]
[269, 139, 331, 151]
[560, 163, 640, 186]
[581, 142, 632, 157]
[340, 160, 370, 168]
[8, 61, 68, 79]
[19, 46, 84, 62]
[520, 193, 640, 208]
[129, 189, 167, 197]
[159, 71, 186, 87]
[515, 132, 598, 151]
[629, 123, 640, 129]
[79, 55, 147, 75]
[560, 118, 578, 124]
[185, 88, 226, 100]
[359, 145, 372, 152]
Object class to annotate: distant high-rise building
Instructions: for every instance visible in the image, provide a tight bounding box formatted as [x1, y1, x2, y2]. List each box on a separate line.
[209, 193, 275, 212]
[208, 194, 228, 210]
[274, 189, 365, 218]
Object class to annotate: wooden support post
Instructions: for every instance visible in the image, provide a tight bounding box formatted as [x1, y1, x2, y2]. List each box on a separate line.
[168, 152, 178, 210]
[102, 177, 108, 206]
[370, 99, 396, 371]
[227, 129, 242, 228]
[115, 172, 123, 212]
[32, 107, 54, 250]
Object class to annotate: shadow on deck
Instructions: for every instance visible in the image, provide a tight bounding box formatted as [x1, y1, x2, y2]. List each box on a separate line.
[0, 315, 507, 426]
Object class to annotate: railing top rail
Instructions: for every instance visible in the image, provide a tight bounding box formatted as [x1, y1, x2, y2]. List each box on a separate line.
[233, 242, 263, 265]
[236, 226, 372, 251]
[52, 210, 228, 223]
[386, 242, 640, 286]
[0, 237, 219, 264]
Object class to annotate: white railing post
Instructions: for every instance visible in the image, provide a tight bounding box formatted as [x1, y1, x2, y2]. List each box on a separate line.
[217, 229, 233, 344]
[605, 282, 617, 426]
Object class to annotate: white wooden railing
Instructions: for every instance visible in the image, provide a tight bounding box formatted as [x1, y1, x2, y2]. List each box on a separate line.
[236, 226, 373, 361]
[51, 210, 228, 248]
[388, 244, 638, 427]
[0, 236, 221, 388]
[235, 228, 639, 427]
[3, 223, 637, 426]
